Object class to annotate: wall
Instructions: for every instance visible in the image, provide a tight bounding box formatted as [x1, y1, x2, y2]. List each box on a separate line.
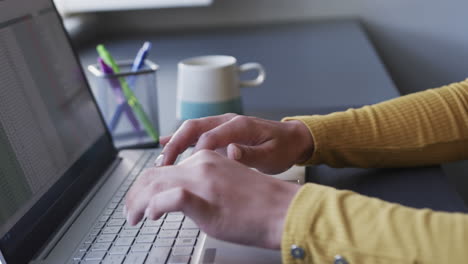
[95, 0, 468, 95]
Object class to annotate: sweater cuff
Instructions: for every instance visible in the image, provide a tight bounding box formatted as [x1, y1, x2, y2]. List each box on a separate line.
[282, 116, 329, 165]
[281, 183, 328, 264]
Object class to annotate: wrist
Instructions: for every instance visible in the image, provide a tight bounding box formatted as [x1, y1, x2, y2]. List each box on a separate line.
[287, 120, 314, 164]
[267, 182, 301, 249]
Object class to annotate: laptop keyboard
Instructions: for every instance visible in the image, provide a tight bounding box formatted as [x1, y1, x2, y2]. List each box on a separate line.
[71, 151, 201, 264]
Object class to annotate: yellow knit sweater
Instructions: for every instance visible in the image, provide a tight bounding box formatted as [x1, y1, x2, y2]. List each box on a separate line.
[282, 80, 468, 263]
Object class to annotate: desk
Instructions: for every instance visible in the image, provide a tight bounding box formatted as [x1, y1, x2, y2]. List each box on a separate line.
[79, 20, 467, 213]
[79, 20, 399, 136]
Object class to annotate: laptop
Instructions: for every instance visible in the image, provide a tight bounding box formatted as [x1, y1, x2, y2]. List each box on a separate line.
[0, 0, 282, 263]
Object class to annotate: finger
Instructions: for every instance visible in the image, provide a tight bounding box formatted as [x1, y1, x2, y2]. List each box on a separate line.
[227, 142, 278, 173]
[125, 185, 151, 225]
[193, 115, 263, 153]
[125, 167, 159, 203]
[214, 147, 228, 157]
[161, 114, 237, 166]
[126, 180, 176, 225]
[125, 169, 183, 225]
[159, 135, 172, 146]
[145, 187, 212, 226]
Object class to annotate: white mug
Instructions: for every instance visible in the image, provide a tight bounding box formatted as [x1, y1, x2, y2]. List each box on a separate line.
[176, 55, 266, 120]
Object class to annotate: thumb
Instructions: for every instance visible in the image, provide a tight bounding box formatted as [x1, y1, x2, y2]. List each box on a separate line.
[227, 143, 269, 167]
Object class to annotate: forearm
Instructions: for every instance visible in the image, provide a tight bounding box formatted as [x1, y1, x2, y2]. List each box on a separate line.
[282, 184, 468, 264]
[284, 80, 468, 168]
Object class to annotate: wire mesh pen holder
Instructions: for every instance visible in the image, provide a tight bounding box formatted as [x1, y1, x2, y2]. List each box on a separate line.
[88, 60, 160, 148]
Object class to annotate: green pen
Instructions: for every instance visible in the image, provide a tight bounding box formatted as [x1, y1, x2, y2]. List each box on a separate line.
[97, 44, 159, 142]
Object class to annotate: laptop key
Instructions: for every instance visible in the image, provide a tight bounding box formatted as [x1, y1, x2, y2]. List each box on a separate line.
[136, 234, 156, 243]
[93, 221, 106, 229]
[89, 228, 101, 236]
[114, 237, 134, 246]
[158, 230, 178, 238]
[85, 251, 106, 261]
[117, 204, 125, 211]
[168, 212, 184, 216]
[111, 197, 122, 203]
[102, 226, 121, 234]
[140, 226, 159, 234]
[123, 252, 148, 264]
[83, 234, 96, 244]
[144, 219, 163, 227]
[102, 254, 125, 264]
[146, 247, 171, 264]
[108, 219, 126, 226]
[161, 222, 181, 230]
[154, 238, 175, 247]
[124, 221, 143, 229]
[91, 242, 112, 251]
[78, 244, 90, 252]
[171, 247, 193, 256]
[181, 219, 198, 229]
[167, 255, 191, 264]
[131, 243, 152, 252]
[99, 215, 110, 222]
[175, 238, 196, 247]
[97, 234, 117, 243]
[111, 213, 126, 220]
[116, 190, 126, 197]
[178, 229, 199, 238]
[120, 229, 139, 237]
[81, 261, 101, 264]
[109, 245, 130, 255]
[165, 214, 184, 222]
[73, 250, 86, 260]
[123, 178, 134, 184]
[108, 202, 119, 209]
[102, 209, 114, 216]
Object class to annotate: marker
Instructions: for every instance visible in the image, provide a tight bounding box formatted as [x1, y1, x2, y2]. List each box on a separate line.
[98, 58, 140, 132]
[97, 44, 159, 142]
[111, 41, 152, 126]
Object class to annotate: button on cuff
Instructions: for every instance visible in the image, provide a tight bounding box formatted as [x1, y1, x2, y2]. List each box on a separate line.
[334, 255, 349, 264]
[291, 245, 305, 259]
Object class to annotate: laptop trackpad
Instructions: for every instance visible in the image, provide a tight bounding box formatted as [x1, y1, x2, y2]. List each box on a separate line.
[200, 237, 281, 264]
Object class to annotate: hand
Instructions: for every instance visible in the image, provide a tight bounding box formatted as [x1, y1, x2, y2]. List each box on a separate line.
[158, 113, 314, 174]
[124, 150, 301, 249]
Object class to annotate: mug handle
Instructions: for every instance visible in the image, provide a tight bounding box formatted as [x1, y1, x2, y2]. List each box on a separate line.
[239, 63, 266, 87]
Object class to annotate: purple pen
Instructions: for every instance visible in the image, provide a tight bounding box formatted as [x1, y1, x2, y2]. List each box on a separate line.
[98, 58, 141, 132]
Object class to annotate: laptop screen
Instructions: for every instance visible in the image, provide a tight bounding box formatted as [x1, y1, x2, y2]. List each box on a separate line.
[0, 0, 116, 261]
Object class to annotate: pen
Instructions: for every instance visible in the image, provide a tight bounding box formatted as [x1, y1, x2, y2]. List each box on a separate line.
[128, 41, 152, 87]
[98, 58, 140, 132]
[97, 44, 159, 142]
[132, 41, 152, 71]
[110, 41, 152, 127]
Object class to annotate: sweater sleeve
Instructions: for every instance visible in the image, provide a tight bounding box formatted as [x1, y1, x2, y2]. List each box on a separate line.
[282, 183, 468, 264]
[283, 79, 468, 168]
[280, 80, 468, 263]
